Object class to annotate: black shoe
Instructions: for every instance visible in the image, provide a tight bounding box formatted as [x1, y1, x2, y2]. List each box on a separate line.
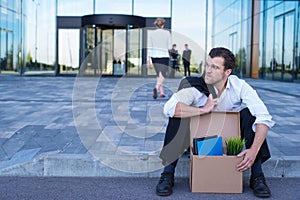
[250, 174, 271, 198]
[153, 88, 158, 99]
[156, 173, 174, 196]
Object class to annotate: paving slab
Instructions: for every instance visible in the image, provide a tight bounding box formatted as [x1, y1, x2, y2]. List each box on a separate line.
[0, 75, 299, 177]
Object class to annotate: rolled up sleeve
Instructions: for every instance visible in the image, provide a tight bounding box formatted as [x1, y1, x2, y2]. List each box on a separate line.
[163, 87, 206, 117]
[163, 95, 178, 118]
[253, 114, 275, 132]
[240, 81, 275, 131]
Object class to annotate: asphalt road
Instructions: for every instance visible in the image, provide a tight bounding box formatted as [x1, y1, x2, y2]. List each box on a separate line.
[0, 177, 299, 200]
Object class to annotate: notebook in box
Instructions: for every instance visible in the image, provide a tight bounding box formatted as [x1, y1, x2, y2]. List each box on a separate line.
[193, 135, 223, 156]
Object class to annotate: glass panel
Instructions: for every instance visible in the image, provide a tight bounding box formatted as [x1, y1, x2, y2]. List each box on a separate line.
[263, 1, 274, 80]
[146, 29, 158, 76]
[134, 0, 171, 17]
[85, 27, 95, 57]
[0, 28, 13, 73]
[83, 26, 99, 75]
[0, 29, 7, 72]
[23, 0, 56, 75]
[229, 32, 238, 55]
[283, 12, 294, 81]
[6, 29, 13, 71]
[296, 2, 300, 81]
[273, 16, 283, 80]
[127, 28, 142, 76]
[101, 29, 113, 75]
[113, 29, 126, 75]
[58, 29, 80, 74]
[95, 0, 132, 15]
[7, 0, 14, 10]
[57, 0, 94, 16]
[172, 0, 205, 51]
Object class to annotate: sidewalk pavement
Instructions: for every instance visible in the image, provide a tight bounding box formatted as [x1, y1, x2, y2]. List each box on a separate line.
[1, 176, 300, 200]
[0, 75, 299, 178]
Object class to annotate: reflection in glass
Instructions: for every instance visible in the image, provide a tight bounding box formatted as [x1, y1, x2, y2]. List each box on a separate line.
[0, 1, 22, 74]
[284, 12, 294, 74]
[0, 28, 14, 72]
[101, 30, 113, 75]
[57, 0, 93, 16]
[95, 0, 132, 15]
[58, 29, 80, 74]
[272, 11, 295, 81]
[273, 15, 283, 80]
[127, 29, 142, 76]
[212, 0, 249, 78]
[113, 30, 126, 75]
[134, 0, 171, 17]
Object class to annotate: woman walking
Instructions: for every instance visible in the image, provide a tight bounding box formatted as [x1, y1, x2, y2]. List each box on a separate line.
[148, 18, 172, 99]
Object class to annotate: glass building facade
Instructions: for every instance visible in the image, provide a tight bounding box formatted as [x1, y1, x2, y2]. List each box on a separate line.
[211, 0, 300, 82]
[0, 0, 26, 74]
[1, 0, 299, 82]
[211, 0, 252, 78]
[260, 1, 300, 82]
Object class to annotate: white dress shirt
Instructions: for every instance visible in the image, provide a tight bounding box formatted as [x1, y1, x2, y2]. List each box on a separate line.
[164, 75, 275, 132]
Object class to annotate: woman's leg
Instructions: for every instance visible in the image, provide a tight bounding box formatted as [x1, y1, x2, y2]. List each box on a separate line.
[157, 72, 165, 96]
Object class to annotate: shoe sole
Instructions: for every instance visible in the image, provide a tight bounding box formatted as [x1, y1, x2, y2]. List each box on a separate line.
[251, 186, 271, 198]
[156, 190, 172, 196]
[253, 192, 271, 198]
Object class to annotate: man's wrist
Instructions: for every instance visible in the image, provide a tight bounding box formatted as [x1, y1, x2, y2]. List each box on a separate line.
[198, 107, 208, 115]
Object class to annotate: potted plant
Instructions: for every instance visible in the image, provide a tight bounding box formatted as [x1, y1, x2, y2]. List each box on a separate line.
[225, 137, 246, 156]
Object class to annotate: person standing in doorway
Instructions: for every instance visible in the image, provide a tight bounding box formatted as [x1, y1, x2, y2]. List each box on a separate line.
[169, 44, 179, 77]
[182, 44, 192, 76]
[148, 18, 172, 99]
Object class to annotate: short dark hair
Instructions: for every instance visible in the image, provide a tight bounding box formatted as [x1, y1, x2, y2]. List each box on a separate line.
[209, 47, 235, 71]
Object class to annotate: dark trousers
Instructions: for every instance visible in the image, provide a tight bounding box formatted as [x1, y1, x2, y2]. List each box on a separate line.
[159, 108, 271, 173]
[183, 60, 190, 76]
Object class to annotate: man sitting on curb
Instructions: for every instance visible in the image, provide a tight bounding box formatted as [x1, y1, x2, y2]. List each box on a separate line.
[156, 47, 275, 198]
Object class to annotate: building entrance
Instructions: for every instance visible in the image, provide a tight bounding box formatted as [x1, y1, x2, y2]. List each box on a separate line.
[83, 27, 144, 76]
[57, 14, 171, 76]
[83, 27, 134, 76]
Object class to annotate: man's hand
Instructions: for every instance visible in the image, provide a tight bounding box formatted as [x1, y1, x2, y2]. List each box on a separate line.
[236, 148, 259, 172]
[202, 94, 218, 113]
[236, 124, 269, 172]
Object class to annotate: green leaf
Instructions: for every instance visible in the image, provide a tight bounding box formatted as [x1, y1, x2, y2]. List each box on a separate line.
[225, 136, 246, 155]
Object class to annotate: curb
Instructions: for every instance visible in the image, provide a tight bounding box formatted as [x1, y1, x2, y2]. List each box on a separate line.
[0, 154, 300, 178]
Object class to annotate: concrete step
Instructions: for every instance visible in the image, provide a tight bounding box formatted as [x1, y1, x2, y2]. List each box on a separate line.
[1, 154, 300, 178]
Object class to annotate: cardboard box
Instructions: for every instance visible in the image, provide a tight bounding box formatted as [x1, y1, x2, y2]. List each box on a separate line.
[190, 111, 243, 193]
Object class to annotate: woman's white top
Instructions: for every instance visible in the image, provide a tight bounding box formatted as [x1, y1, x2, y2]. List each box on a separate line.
[148, 28, 172, 58]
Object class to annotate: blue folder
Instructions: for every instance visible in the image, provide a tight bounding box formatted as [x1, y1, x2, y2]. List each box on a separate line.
[193, 135, 223, 156]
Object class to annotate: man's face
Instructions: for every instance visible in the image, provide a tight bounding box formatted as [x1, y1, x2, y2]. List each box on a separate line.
[204, 56, 231, 85]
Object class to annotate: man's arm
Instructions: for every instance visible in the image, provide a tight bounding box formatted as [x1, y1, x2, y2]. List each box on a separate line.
[236, 124, 268, 172]
[173, 94, 217, 118]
